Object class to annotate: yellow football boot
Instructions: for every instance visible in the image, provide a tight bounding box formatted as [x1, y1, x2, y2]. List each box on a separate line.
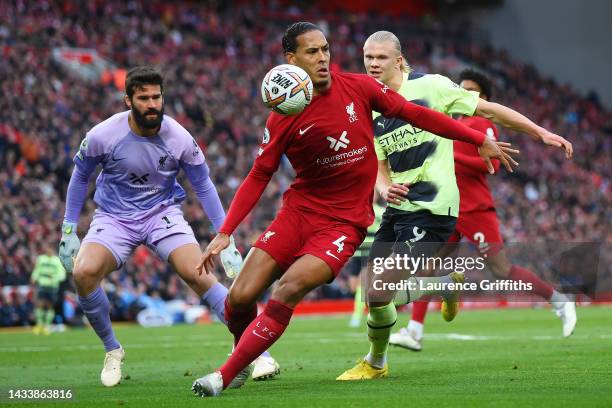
[336, 359, 388, 381]
[441, 272, 464, 322]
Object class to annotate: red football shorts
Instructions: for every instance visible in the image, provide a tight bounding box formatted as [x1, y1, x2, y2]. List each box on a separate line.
[253, 205, 367, 277]
[447, 209, 503, 255]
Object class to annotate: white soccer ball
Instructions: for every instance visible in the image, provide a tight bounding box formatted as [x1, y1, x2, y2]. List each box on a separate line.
[261, 64, 313, 115]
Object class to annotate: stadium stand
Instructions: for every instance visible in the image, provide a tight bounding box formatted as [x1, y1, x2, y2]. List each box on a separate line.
[0, 1, 609, 326]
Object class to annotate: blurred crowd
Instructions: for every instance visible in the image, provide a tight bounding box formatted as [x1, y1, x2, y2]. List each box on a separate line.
[0, 1, 609, 326]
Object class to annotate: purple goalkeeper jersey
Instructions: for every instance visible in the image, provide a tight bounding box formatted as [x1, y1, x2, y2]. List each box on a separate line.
[65, 111, 225, 229]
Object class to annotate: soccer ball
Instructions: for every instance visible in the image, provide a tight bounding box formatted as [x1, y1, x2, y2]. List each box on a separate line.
[261, 64, 313, 115]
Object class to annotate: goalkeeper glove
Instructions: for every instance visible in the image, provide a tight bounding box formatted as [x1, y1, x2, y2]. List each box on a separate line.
[59, 221, 80, 273]
[220, 235, 243, 279]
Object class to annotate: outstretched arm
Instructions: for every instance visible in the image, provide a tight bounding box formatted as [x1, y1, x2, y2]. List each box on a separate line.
[392, 101, 518, 174]
[455, 151, 500, 176]
[219, 164, 275, 235]
[365, 76, 518, 173]
[182, 162, 226, 232]
[475, 99, 573, 158]
[197, 118, 288, 275]
[196, 163, 275, 275]
[183, 153, 244, 278]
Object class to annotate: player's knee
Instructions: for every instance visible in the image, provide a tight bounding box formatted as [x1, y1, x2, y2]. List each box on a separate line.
[227, 286, 257, 311]
[72, 260, 104, 289]
[366, 286, 377, 301]
[366, 286, 391, 304]
[272, 278, 308, 306]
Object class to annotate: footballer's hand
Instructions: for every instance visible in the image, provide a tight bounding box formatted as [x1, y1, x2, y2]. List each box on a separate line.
[479, 139, 519, 174]
[539, 130, 573, 159]
[381, 183, 409, 205]
[197, 233, 230, 275]
[220, 235, 243, 279]
[58, 222, 80, 273]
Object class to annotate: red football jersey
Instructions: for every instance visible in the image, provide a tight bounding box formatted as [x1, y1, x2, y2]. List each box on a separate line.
[454, 116, 500, 213]
[219, 72, 486, 234]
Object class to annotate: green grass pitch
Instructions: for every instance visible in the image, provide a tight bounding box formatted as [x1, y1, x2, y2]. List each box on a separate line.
[1, 306, 611, 407]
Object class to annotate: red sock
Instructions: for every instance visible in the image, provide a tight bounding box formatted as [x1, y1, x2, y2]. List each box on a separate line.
[411, 299, 430, 323]
[219, 300, 293, 388]
[509, 265, 554, 300]
[224, 298, 257, 346]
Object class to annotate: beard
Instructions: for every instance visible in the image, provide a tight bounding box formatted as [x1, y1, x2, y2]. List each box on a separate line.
[132, 104, 164, 129]
[312, 74, 331, 92]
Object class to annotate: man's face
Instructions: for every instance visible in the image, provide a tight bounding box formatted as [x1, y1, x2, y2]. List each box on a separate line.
[125, 84, 164, 129]
[286, 30, 330, 90]
[363, 40, 402, 85]
[460, 79, 486, 100]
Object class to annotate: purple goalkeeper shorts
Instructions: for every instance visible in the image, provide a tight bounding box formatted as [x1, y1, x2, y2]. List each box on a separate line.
[82, 205, 198, 268]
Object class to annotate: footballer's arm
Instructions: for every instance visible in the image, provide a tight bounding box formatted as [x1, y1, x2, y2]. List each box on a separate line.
[375, 159, 408, 205]
[197, 122, 286, 274]
[455, 151, 500, 176]
[182, 161, 226, 232]
[196, 163, 275, 275]
[363, 76, 518, 173]
[475, 99, 573, 158]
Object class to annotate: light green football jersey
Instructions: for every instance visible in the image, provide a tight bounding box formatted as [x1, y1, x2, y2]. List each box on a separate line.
[373, 72, 479, 217]
[32, 255, 66, 288]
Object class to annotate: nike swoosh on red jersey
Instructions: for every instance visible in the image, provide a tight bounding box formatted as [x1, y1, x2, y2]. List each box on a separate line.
[299, 123, 315, 135]
[325, 250, 340, 261]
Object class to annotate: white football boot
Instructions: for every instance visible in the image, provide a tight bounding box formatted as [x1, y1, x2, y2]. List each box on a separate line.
[389, 327, 422, 351]
[192, 372, 223, 397]
[100, 347, 125, 387]
[553, 301, 577, 337]
[252, 355, 281, 381]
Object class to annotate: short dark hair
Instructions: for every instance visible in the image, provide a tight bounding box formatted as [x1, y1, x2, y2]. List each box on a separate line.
[282, 22, 321, 53]
[125, 66, 164, 98]
[459, 69, 492, 100]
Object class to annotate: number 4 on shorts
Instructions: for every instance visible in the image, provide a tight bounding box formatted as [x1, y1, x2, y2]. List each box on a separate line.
[332, 235, 347, 253]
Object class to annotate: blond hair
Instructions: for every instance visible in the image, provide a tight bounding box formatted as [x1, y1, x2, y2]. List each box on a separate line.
[365, 31, 411, 73]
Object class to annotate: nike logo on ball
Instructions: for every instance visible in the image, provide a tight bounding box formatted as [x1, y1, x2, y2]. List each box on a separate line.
[299, 123, 315, 135]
